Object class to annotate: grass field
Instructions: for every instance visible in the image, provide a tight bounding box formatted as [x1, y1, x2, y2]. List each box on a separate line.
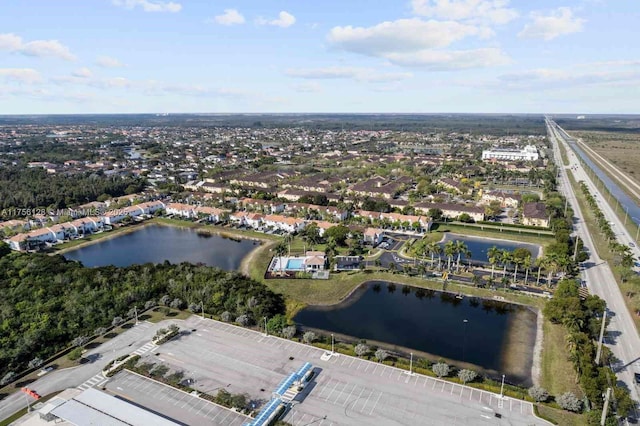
[540, 321, 582, 397]
[575, 130, 640, 188]
[536, 404, 584, 426]
[431, 223, 554, 246]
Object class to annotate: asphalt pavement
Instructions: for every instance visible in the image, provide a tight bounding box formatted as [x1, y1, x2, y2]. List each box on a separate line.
[0, 320, 166, 422]
[547, 118, 640, 406]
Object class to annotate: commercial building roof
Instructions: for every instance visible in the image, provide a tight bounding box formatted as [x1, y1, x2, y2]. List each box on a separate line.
[49, 388, 179, 426]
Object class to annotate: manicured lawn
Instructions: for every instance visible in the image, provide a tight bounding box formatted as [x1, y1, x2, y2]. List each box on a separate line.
[142, 307, 193, 323]
[536, 404, 584, 426]
[540, 321, 582, 397]
[431, 223, 554, 246]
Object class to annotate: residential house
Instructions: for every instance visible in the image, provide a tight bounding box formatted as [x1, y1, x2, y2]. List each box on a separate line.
[263, 214, 306, 233]
[194, 206, 227, 222]
[363, 227, 385, 245]
[439, 178, 470, 195]
[522, 202, 550, 227]
[166, 203, 198, 218]
[480, 190, 522, 208]
[303, 251, 327, 271]
[414, 202, 485, 222]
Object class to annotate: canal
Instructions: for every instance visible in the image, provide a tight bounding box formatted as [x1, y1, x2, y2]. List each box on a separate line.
[294, 281, 537, 385]
[63, 224, 259, 270]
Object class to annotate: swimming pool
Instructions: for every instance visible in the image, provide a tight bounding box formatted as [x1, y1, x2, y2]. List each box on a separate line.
[286, 258, 305, 270]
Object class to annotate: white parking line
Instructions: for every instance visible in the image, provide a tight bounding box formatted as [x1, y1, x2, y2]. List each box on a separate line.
[324, 381, 341, 401]
[369, 392, 383, 415]
[219, 411, 232, 424]
[173, 393, 187, 405]
[359, 390, 374, 413]
[343, 383, 358, 406]
[317, 379, 332, 398]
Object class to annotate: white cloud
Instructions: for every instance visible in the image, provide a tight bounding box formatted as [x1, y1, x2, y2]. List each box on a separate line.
[327, 19, 493, 56]
[518, 7, 585, 41]
[89, 77, 131, 89]
[0, 33, 75, 61]
[292, 82, 322, 93]
[256, 11, 296, 28]
[411, 0, 518, 24]
[96, 56, 125, 68]
[112, 0, 182, 13]
[211, 9, 245, 26]
[0, 68, 43, 84]
[72, 67, 92, 78]
[385, 47, 510, 69]
[326, 18, 506, 70]
[469, 61, 640, 92]
[286, 66, 412, 83]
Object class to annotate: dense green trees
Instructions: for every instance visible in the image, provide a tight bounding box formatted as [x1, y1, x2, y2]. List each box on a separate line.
[0, 167, 145, 213]
[0, 252, 284, 378]
[544, 279, 633, 417]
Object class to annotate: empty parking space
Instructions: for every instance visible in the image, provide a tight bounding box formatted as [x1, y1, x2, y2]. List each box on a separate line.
[136, 316, 548, 425]
[106, 370, 248, 426]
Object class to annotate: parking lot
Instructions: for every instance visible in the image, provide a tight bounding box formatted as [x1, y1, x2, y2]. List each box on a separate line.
[106, 370, 248, 426]
[140, 315, 549, 426]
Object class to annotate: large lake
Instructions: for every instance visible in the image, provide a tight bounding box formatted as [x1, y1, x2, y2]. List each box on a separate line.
[294, 281, 537, 385]
[64, 224, 259, 270]
[438, 233, 541, 264]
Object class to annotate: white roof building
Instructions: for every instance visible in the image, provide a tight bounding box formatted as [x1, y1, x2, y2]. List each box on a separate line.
[482, 145, 539, 162]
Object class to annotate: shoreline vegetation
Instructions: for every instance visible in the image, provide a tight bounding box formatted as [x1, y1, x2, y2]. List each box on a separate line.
[45, 221, 568, 384]
[6, 218, 585, 425]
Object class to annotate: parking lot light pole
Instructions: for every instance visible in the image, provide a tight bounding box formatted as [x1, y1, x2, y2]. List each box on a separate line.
[500, 374, 506, 398]
[331, 334, 335, 355]
[409, 352, 413, 375]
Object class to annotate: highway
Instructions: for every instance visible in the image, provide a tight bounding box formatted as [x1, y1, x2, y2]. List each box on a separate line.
[550, 120, 640, 225]
[546, 118, 640, 408]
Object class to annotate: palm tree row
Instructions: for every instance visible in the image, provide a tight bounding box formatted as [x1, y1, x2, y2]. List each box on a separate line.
[413, 239, 470, 272]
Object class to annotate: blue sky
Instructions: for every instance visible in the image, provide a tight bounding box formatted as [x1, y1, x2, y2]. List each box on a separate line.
[0, 0, 638, 114]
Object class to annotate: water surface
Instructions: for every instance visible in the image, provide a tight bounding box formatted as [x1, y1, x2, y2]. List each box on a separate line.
[64, 224, 258, 270]
[294, 281, 536, 384]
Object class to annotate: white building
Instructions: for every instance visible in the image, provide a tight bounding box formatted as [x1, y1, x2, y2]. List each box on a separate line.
[482, 145, 539, 162]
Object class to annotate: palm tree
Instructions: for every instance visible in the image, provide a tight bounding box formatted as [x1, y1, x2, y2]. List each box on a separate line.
[523, 255, 532, 286]
[512, 254, 522, 284]
[540, 252, 569, 287]
[500, 250, 512, 279]
[487, 246, 500, 279]
[426, 242, 441, 270]
[444, 241, 456, 271]
[535, 256, 546, 286]
[454, 240, 470, 272]
[274, 241, 287, 274]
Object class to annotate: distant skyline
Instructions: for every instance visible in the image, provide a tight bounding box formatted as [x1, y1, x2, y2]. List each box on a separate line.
[0, 0, 638, 114]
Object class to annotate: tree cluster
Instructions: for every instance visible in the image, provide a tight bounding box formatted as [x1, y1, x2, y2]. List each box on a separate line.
[544, 279, 634, 417]
[0, 252, 285, 378]
[0, 166, 145, 214]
